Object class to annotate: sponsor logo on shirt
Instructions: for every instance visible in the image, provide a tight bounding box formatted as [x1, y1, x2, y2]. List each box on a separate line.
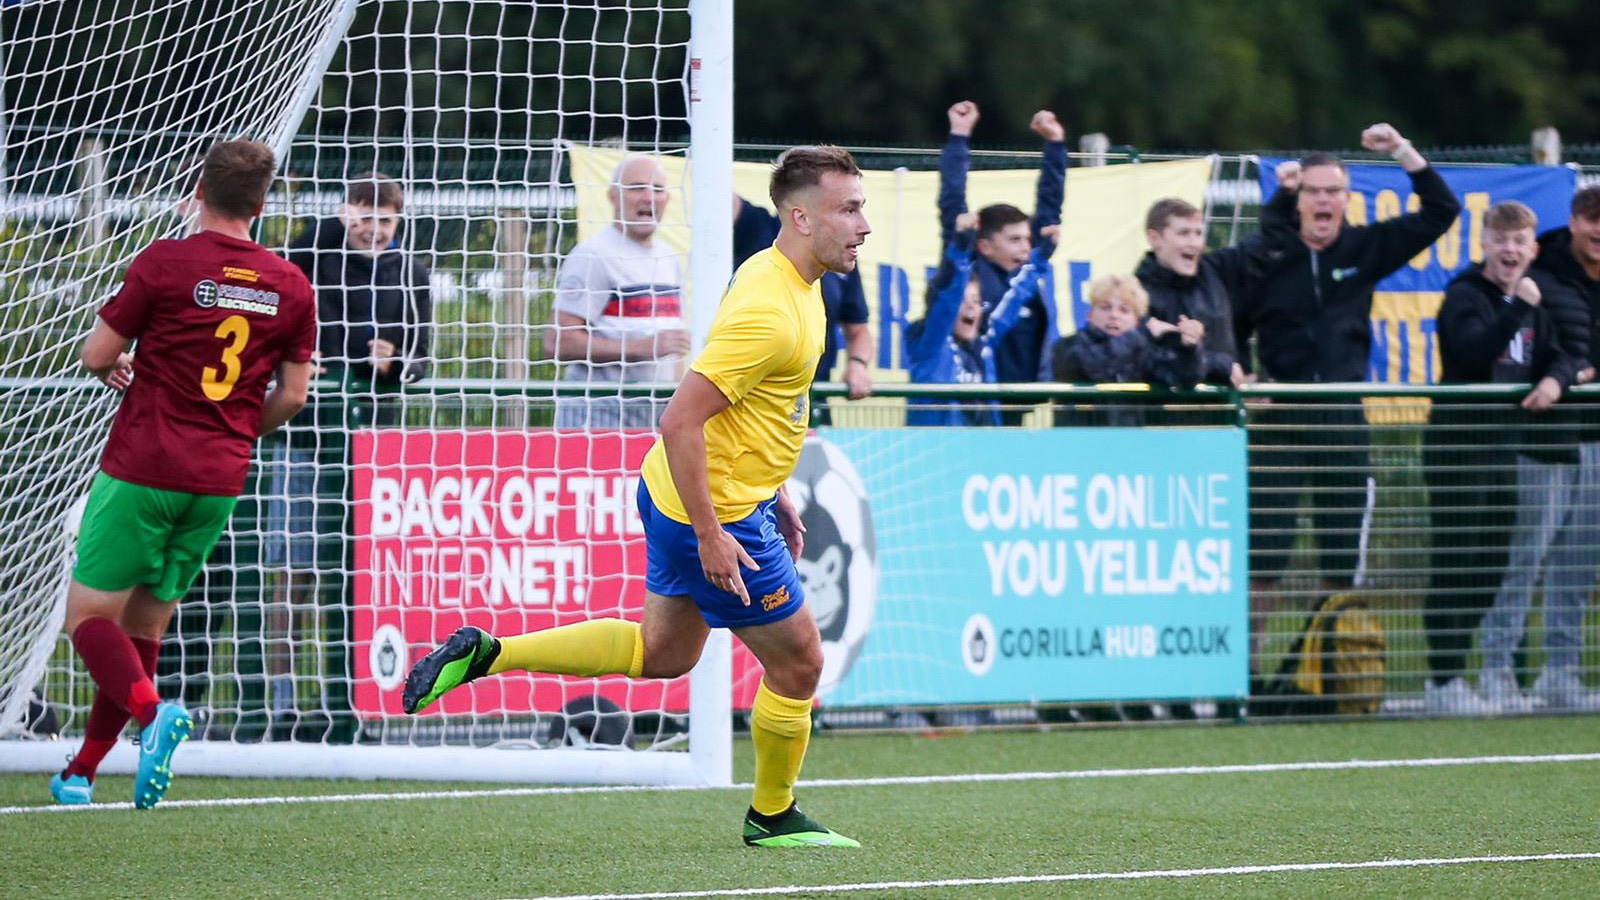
[222, 266, 259, 283]
[790, 394, 808, 425]
[1331, 266, 1360, 282]
[194, 280, 219, 308]
[213, 283, 284, 316]
[602, 284, 682, 318]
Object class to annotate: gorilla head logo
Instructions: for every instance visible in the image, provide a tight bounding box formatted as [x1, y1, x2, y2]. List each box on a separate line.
[797, 511, 853, 643]
[786, 437, 876, 696]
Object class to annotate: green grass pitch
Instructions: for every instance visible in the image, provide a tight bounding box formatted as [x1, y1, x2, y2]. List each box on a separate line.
[3, 716, 1597, 898]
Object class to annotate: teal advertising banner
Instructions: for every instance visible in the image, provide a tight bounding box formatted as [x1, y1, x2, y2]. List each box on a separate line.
[809, 427, 1249, 705]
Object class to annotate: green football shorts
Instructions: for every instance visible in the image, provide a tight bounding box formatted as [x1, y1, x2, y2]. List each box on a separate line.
[72, 471, 238, 601]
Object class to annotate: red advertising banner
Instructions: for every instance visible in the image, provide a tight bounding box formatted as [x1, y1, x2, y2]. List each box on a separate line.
[351, 429, 763, 719]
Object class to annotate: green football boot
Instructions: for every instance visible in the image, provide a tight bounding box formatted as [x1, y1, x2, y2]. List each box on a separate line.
[402, 626, 501, 714]
[743, 803, 860, 848]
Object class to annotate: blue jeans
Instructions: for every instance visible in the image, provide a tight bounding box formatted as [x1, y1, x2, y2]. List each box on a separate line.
[260, 442, 319, 571]
[1480, 444, 1600, 672]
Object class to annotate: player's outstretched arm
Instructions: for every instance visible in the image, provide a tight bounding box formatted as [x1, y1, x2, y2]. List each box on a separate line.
[259, 360, 314, 435]
[80, 320, 134, 390]
[659, 372, 758, 605]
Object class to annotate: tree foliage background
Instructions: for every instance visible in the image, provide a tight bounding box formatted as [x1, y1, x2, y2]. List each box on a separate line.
[732, 0, 1600, 150]
[6, 0, 1597, 161]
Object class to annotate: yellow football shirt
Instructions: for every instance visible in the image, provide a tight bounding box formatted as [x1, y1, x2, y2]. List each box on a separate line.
[640, 247, 825, 524]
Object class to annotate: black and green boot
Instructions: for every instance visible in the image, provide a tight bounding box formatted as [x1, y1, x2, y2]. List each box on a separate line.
[402, 626, 501, 714]
[742, 803, 860, 848]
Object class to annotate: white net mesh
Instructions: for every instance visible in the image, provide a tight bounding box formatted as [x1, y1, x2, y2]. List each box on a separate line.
[2, 0, 730, 781]
[0, 0, 355, 736]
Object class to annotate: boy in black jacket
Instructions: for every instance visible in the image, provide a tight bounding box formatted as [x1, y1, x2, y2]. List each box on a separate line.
[1052, 274, 1203, 430]
[1426, 200, 1587, 716]
[286, 173, 433, 395]
[264, 173, 432, 732]
[1053, 274, 1202, 388]
[1135, 198, 1253, 389]
[1475, 191, 1600, 712]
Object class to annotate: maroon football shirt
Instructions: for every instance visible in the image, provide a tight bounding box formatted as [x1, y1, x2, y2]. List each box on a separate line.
[97, 230, 317, 496]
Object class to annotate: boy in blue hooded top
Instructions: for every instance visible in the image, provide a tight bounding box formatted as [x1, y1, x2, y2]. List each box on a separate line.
[932, 101, 1066, 391]
[906, 214, 1058, 426]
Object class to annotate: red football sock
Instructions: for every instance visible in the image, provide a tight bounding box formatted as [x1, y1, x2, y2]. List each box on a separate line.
[71, 618, 160, 728]
[131, 636, 161, 678]
[63, 738, 117, 781]
[65, 636, 166, 782]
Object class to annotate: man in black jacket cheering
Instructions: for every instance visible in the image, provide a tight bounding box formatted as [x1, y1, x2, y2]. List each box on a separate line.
[1234, 124, 1460, 687]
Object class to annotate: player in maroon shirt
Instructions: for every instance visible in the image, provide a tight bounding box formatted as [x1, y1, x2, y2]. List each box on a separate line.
[52, 140, 317, 809]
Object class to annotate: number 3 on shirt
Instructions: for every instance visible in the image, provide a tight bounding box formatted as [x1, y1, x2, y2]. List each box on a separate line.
[200, 314, 250, 401]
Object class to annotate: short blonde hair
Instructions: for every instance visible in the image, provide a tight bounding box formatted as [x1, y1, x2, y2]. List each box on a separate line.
[1483, 199, 1537, 235]
[1086, 273, 1149, 318]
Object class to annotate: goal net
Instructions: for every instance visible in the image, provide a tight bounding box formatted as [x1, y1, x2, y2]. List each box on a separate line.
[0, 0, 734, 785]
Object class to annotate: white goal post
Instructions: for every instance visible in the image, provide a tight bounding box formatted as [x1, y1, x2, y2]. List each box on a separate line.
[0, 0, 733, 786]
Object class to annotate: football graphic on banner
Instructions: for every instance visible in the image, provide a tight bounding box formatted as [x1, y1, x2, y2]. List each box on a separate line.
[786, 436, 877, 697]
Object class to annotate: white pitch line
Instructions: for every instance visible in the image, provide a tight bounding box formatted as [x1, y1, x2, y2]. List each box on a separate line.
[503, 853, 1600, 900]
[2, 751, 1597, 817]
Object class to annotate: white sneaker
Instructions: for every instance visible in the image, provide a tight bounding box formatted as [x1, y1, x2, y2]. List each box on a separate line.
[1531, 666, 1600, 711]
[1424, 676, 1499, 717]
[1478, 668, 1533, 715]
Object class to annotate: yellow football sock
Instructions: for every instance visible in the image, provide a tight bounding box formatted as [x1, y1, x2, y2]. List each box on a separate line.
[487, 618, 644, 678]
[749, 679, 812, 816]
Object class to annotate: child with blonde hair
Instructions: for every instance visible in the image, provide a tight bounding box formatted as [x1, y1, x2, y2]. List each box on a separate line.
[1052, 273, 1203, 387]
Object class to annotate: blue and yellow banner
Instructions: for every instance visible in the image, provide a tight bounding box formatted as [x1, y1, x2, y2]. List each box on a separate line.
[1258, 160, 1576, 384]
[568, 146, 1211, 379]
[808, 427, 1249, 705]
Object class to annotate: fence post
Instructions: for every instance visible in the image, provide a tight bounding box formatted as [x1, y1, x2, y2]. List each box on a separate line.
[1079, 132, 1110, 167]
[1532, 127, 1562, 166]
[76, 138, 107, 248]
[499, 208, 529, 427]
